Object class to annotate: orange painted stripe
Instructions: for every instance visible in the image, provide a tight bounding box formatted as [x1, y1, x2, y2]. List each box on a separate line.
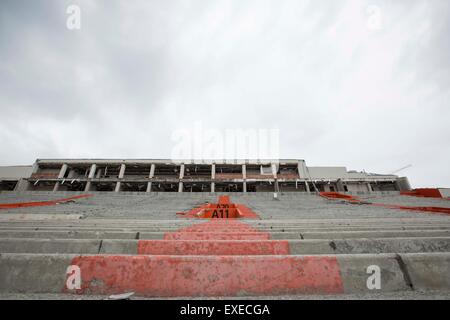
[319, 192, 450, 215]
[137, 240, 290, 255]
[401, 188, 443, 198]
[0, 194, 93, 210]
[163, 232, 270, 240]
[372, 203, 450, 215]
[65, 255, 344, 296]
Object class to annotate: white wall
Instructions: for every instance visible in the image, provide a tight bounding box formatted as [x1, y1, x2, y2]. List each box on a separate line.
[307, 167, 348, 179]
[0, 166, 33, 179]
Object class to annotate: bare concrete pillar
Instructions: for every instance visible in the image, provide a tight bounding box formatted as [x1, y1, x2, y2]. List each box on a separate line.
[53, 163, 68, 192]
[88, 164, 97, 179]
[179, 164, 185, 179]
[271, 163, 278, 179]
[84, 164, 97, 192]
[304, 181, 311, 193]
[367, 183, 373, 192]
[14, 179, 29, 192]
[118, 164, 126, 178]
[178, 164, 185, 193]
[115, 164, 126, 192]
[336, 179, 345, 192]
[242, 164, 247, 193]
[211, 164, 216, 193]
[57, 164, 68, 179]
[146, 164, 155, 192]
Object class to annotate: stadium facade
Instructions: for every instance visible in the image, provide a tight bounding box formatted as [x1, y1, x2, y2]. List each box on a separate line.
[0, 159, 411, 193]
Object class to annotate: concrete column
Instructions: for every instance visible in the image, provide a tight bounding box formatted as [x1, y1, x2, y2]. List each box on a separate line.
[88, 163, 97, 179]
[178, 164, 185, 193]
[272, 163, 278, 179]
[336, 179, 345, 192]
[118, 164, 126, 178]
[88, 164, 97, 179]
[275, 180, 280, 193]
[84, 164, 97, 192]
[115, 164, 126, 192]
[14, 179, 30, 192]
[179, 164, 185, 179]
[367, 183, 373, 192]
[242, 164, 247, 193]
[57, 164, 68, 179]
[304, 181, 311, 193]
[210, 164, 216, 193]
[150, 164, 156, 177]
[146, 164, 155, 193]
[53, 163, 68, 192]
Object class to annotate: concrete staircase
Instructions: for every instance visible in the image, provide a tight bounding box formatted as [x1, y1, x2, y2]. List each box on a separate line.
[0, 192, 450, 298]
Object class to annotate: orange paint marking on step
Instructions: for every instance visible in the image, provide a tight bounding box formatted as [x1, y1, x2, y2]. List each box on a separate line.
[137, 240, 290, 255]
[64, 255, 344, 296]
[176, 196, 259, 219]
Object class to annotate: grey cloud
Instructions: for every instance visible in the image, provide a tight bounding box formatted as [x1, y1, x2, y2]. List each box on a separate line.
[0, 0, 449, 187]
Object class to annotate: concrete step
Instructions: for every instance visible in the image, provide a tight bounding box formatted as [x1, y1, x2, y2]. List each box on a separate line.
[1, 225, 450, 232]
[1, 237, 449, 255]
[1, 229, 450, 240]
[0, 253, 448, 296]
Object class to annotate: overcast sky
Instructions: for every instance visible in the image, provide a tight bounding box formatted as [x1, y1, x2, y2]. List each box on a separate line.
[0, 0, 449, 187]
